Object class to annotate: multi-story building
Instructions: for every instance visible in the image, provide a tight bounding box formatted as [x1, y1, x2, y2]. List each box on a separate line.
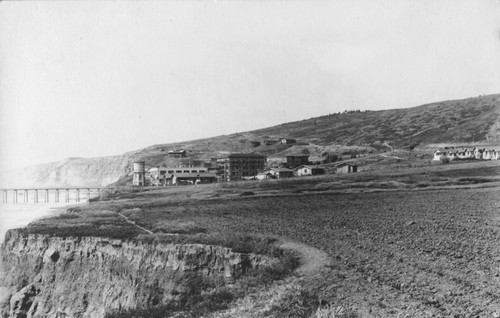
[147, 166, 216, 185]
[216, 153, 267, 181]
[285, 155, 309, 168]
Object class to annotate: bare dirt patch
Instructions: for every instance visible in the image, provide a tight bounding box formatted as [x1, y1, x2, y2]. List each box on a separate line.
[278, 240, 330, 277]
[120, 187, 500, 317]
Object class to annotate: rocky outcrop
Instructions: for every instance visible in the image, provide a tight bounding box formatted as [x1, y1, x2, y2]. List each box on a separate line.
[1, 230, 272, 318]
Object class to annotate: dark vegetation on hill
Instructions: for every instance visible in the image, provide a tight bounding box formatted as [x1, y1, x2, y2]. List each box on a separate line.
[1, 94, 498, 188]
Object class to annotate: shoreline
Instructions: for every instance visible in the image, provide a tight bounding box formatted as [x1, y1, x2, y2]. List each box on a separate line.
[0, 203, 73, 311]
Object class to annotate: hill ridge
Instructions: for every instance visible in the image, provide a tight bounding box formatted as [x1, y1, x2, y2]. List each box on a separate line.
[1, 94, 499, 188]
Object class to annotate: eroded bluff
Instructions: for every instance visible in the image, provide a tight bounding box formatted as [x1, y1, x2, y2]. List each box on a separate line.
[0, 230, 272, 318]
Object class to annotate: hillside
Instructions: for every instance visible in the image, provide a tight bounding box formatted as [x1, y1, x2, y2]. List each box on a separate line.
[1, 94, 499, 188]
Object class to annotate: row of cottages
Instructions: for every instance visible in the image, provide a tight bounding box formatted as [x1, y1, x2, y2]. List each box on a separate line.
[148, 166, 217, 186]
[433, 148, 499, 161]
[256, 165, 326, 180]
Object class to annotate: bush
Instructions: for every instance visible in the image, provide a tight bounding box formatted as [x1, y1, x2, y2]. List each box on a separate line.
[264, 285, 319, 318]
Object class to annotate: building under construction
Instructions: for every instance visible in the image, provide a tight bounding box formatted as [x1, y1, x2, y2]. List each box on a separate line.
[216, 153, 267, 181]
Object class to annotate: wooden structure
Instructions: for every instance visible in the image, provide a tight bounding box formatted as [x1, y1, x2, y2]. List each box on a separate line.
[285, 155, 309, 168]
[294, 165, 325, 176]
[216, 153, 266, 181]
[280, 138, 297, 144]
[336, 163, 357, 173]
[257, 168, 294, 180]
[168, 150, 187, 158]
[1, 187, 104, 204]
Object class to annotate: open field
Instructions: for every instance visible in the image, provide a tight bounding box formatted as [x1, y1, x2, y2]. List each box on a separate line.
[16, 161, 500, 317]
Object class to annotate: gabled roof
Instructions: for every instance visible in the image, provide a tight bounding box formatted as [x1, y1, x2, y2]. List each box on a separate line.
[336, 163, 357, 167]
[259, 168, 294, 174]
[294, 165, 324, 170]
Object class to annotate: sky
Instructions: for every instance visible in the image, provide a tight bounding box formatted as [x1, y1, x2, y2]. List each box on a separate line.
[1, 1, 499, 171]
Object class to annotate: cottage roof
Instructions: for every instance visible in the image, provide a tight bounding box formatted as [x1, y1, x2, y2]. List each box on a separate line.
[336, 163, 357, 168]
[272, 168, 294, 172]
[259, 168, 294, 174]
[294, 165, 324, 170]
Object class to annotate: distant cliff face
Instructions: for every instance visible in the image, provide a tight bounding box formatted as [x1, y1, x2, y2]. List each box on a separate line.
[0, 155, 133, 188]
[1, 231, 272, 318]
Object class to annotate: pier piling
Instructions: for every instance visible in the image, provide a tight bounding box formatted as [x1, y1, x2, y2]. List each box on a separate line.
[1, 187, 105, 204]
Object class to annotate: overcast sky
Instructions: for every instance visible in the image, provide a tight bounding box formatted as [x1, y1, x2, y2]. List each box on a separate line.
[1, 1, 499, 171]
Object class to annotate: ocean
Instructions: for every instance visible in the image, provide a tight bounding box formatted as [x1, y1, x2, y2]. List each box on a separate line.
[0, 202, 75, 310]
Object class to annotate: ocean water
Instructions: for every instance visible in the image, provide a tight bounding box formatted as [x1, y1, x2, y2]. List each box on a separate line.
[0, 203, 68, 243]
[0, 202, 73, 309]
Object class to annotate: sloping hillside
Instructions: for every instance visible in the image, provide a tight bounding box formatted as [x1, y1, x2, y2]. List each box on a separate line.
[254, 94, 500, 146]
[1, 94, 499, 188]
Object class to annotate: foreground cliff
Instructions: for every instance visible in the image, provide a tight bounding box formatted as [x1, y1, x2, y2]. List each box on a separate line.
[0, 230, 273, 318]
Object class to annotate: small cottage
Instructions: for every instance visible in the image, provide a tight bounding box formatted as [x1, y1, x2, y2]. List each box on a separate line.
[433, 149, 447, 161]
[294, 165, 325, 176]
[483, 149, 498, 160]
[473, 148, 484, 159]
[336, 163, 357, 173]
[257, 168, 294, 179]
[280, 138, 297, 145]
[168, 149, 187, 158]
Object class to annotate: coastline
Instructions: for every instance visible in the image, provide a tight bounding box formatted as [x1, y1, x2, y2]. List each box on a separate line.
[0, 203, 71, 312]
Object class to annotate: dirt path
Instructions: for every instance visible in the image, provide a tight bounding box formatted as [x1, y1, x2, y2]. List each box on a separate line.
[212, 238, 332, 318]
[117, 212, 153, 234]
[278, 239, 331, 277]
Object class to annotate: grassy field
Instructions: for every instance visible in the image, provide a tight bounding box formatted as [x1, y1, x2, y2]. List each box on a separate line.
[18, 160, 500, 317]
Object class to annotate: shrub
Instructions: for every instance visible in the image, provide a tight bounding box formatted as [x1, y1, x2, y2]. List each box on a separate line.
[264, 285, 319, 318]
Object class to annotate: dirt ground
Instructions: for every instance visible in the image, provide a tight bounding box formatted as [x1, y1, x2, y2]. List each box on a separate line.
[127, 186, 500, 317]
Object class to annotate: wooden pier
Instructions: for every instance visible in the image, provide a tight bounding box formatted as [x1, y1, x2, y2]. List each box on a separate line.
[0, 187, 106, 204]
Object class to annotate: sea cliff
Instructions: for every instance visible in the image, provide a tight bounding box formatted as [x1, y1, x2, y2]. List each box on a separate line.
[0, 230, 272, 318]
